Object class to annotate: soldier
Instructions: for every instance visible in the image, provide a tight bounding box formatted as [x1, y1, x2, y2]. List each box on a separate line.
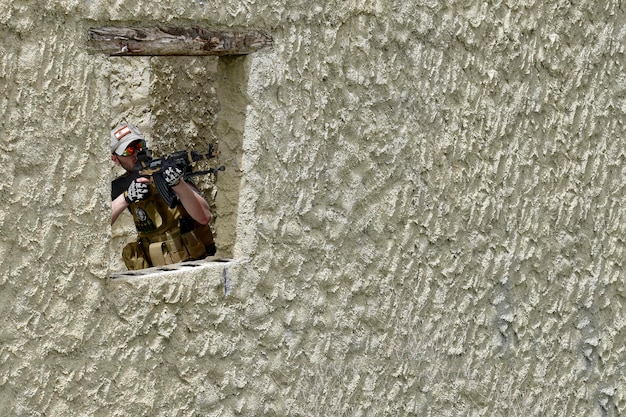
[110, 123, 216, 270]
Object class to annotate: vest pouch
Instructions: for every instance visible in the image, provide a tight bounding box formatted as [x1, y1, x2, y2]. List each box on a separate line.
[122, 241, 150, 270]
[147, 234, 192, 266]
[182, 230, 207, 259]
[196, 224, 214, 247]
[164, 232, 190, 264]
[149, 242, 167, 266]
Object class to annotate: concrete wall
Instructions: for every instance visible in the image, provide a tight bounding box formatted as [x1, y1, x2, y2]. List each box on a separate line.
[1, 0, 624, 416]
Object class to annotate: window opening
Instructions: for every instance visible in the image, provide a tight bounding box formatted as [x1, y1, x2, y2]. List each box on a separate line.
[109, 55, 225, 275]
[93, 26, 273, 278]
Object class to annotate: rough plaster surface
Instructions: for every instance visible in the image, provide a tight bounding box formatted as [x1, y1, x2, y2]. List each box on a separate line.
[0, 1, 624, 416]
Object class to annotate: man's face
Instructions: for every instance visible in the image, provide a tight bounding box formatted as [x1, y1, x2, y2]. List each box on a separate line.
[115, 154, 138, 171]
[112, 140, 146, 172]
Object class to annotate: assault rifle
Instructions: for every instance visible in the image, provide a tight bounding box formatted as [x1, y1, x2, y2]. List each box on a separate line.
[134, 144, 225, 208]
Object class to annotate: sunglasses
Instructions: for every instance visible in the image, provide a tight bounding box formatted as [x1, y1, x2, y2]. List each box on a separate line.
[120, 140, 146, 157]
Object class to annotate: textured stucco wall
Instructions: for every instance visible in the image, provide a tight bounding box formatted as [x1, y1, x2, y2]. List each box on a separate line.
[0, 1, 624, 416]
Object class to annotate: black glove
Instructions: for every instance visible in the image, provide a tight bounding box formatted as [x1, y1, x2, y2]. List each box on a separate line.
[124, 179, 149, 204]
[163, 164, 184, 187]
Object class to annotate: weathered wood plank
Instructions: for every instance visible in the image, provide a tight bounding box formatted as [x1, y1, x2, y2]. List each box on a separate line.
[87, 26, 273, 56]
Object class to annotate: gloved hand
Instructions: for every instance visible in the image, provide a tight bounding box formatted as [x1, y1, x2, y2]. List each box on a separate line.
[163, 164, 184, 187]
[124, 179, 149, 204]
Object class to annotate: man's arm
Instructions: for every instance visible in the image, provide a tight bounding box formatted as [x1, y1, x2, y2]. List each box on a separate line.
[111, 193, 128, 225]
[172, 181, 212, 225]
[162, 165, 212, 225]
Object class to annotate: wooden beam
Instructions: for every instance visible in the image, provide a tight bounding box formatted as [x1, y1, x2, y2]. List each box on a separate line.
[87, 26, 273, 56]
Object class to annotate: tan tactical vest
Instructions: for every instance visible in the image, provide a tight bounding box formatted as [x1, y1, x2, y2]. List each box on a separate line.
[122, 183, 215, 270]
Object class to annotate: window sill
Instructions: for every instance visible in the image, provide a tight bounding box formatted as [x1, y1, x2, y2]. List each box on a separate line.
[109, 257, 236, 295]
